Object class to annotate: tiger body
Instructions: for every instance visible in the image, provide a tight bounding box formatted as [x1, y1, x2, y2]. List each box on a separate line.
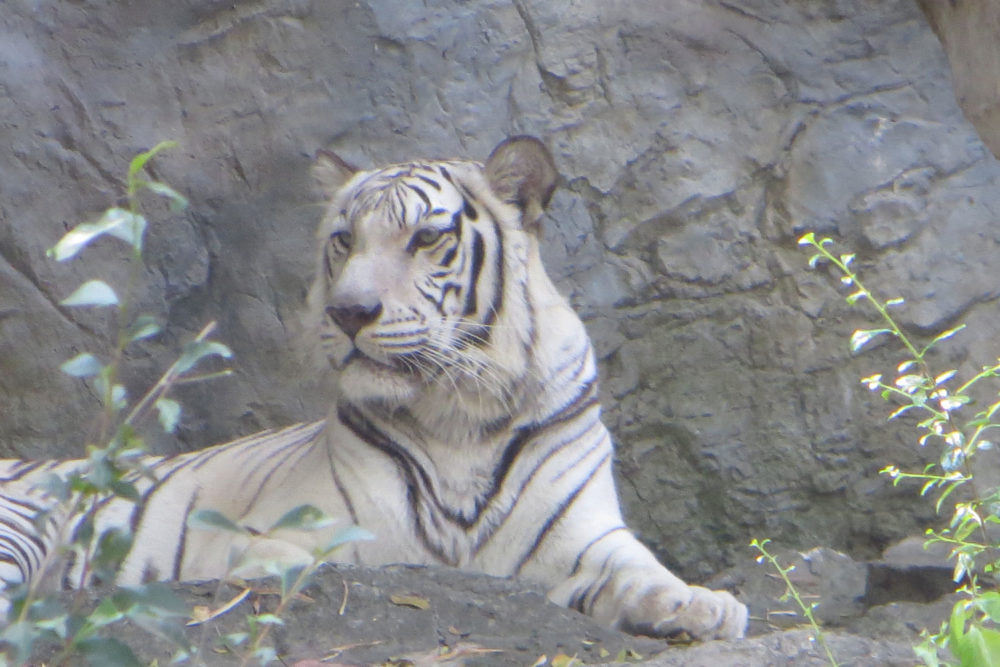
[0, 137, 747, 640]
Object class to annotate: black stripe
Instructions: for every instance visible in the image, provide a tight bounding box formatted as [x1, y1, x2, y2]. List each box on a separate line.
[514, 452, 611, 575]
[0, 514, 46, 565]
[439, 246, 457, 266]
[236, 438, 320, 520]
[337, 404, 451, 563]
[0, 460, 48, 482]
[582, 558, 617, 615]
[490, 376, 598, 488]
[0, 494, 45, 521]
[471, 415, 604, 556]
[462, 198, 478, 221]
[569, 549, 617, 613]
[62, 544, 77, 589]
[173, 492, 199, 581]
[482, 219, 504, 331]
[569, 526, 628, 576]
[406, 184, 431, 210]
[129, 461, 192, 537]
[415, 174, 442, 190]
[0, 533, 36, 578]
[464, 230, 484, 316]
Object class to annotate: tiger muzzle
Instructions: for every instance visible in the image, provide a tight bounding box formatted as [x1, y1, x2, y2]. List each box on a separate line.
[327, 302, 383, 340]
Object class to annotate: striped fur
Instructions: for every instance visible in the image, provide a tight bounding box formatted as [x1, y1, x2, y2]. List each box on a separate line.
[0, 137, 746, 640]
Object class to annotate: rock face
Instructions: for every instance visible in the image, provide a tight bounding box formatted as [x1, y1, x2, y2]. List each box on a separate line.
[2, 0, 999, 594]
[919, 0, 1000, 158]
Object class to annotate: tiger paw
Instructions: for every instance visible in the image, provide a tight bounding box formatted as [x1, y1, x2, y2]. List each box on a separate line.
[625, 583, 748, 641]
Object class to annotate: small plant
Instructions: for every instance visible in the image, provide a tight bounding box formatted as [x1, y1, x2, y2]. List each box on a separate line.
[798, 232, 1000, 667]
[0, 142, 232, 666]
[186, 505, 372, 665]
[750, 538, 839, 666]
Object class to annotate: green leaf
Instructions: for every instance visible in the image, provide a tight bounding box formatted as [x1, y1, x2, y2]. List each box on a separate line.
[850, 328, 891, 353]
[975, 592, 1000, 623]
[47, 208, 147, 260]
[797, 232, 816, 246]
[78, 636, 142, 667]
[322, 524, 374, 554]
[187, 509, 249, 535]
[252, 647, 278, 664]
[887, 404, 916, 421]
[93, 528, 135, 576]
[254, 613, 285, 626]
[931, 325, 967, 346]
[60, 280, 119, 307]
[280, 563, 307, 599]
[845, 289, 867, 305]
[60, 353, 104, 378]
[109, 479, 142, 503]
[130, 581, 190, 616]
[127, 315, 162, 343]
[128, 140, 178, 182]
[89, 597, 126, 627]
[270, 504, 336, 533]
[895, 374, 927, 395]
[886, 297, 905, 307]
[100, 208, 147, 251]
[1, 621, 38, 666]
[174, 339, 233, 376]
[114, 384, 127, 409]
[142, 180, 189, 212]
[155, 397, 182, 433]
[952, 620, 1000, 667]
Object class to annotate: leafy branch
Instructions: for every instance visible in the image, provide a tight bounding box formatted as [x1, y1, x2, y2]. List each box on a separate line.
[798, 232, 1000, 666]
[750, 539, 839, 667]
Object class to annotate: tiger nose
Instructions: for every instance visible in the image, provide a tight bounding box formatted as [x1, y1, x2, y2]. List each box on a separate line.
[327, 302, 383, 340]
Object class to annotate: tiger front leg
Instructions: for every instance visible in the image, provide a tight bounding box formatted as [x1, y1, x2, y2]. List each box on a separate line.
[545, 530, 748, 641]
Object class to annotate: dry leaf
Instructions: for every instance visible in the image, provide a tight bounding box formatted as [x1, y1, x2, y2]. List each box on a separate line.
[186, 587, 251, 626]
[389, 593, 431, 610]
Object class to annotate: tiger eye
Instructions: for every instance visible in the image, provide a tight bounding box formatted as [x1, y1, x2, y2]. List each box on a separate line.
[332, 230, 353, 251]
[413, 228, 441, 247]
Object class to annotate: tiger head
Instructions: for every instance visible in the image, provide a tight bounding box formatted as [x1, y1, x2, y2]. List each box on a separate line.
[309, 137, 562, 425]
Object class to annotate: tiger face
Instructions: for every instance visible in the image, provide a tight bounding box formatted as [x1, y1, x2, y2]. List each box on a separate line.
[310, 138, 558, 418]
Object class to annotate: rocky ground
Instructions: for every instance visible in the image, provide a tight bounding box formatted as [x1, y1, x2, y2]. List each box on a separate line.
[37, 539, 952, 666]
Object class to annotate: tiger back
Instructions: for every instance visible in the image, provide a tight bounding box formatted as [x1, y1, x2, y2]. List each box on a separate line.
[0, 137, 747, 641]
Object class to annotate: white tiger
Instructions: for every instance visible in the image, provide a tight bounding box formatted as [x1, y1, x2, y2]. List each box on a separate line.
[0, 137, 747, 640]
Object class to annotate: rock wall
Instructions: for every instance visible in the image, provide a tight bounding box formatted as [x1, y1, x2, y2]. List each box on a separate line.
[918, 0, 1000, 158]
[2, 0, 999, 582]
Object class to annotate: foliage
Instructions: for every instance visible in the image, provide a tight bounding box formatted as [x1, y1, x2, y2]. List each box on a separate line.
[0, 142, 231, 666]
[798, 232, 1000, 666]
[750, 538, 839, 666]
[186, 505, 372, 665]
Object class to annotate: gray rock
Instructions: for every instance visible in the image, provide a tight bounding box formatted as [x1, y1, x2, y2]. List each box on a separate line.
[919, 0, 1000, 158]
[2, 0, 998, 612]
[36, 564, 929, 667]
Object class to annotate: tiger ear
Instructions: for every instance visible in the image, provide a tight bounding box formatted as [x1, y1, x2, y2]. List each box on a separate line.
[485, 136, 558, 231]
[312, 149, 358, 196]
